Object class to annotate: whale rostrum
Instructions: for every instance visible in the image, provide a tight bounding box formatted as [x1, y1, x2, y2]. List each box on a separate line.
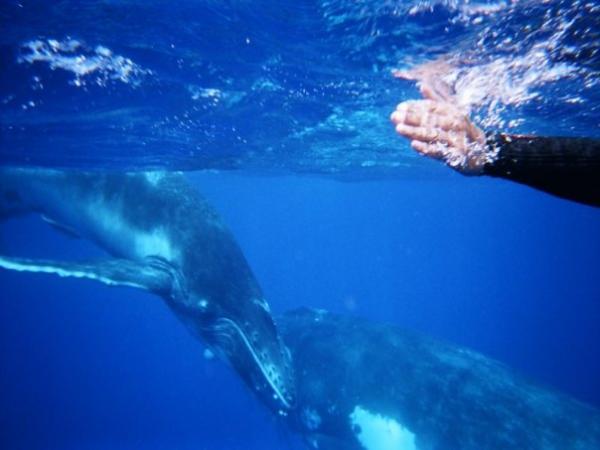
[0, 167, 296, 413]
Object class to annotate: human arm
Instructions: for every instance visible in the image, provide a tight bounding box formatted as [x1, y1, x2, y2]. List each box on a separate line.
[390, 90, 600, 206]
[483, 133, 600, 207]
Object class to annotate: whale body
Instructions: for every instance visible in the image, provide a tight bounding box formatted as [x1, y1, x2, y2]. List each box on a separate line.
[278, 308, 600, 450]
[4, 167, 599, 449]
[0, 167, 295, 413]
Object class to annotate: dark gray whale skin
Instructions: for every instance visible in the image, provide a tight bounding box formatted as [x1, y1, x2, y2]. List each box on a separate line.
[3, 168, 599, 449]
[0, 168, 295, 413]
[278, 308, 600, 450]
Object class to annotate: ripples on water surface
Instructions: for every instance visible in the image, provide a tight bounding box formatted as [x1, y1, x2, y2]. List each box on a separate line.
[1, 0, 599, 174]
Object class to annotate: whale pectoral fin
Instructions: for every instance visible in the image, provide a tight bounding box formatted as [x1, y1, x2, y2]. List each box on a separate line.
[41, 215, 82, 239]
[0, 256, 173, 294]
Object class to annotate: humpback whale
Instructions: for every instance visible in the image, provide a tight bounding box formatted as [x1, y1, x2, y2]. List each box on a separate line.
[3, 168, 599, 449]
[278, 309, 600, 450]
[0, 167, 295, 413]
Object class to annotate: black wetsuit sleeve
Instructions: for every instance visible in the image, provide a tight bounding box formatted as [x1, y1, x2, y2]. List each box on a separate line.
[482, 134, 600, 207]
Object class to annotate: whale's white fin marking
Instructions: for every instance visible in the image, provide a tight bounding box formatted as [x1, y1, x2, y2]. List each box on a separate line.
[41, 214, 82, 239]
[0, 256, 172, 294]
[350, 405, 417, 450]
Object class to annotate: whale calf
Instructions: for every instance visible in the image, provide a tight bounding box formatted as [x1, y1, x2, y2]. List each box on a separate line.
[3, 167, 599, 449]
[0, 167, 295, 413]
[278, 308, 600, 450]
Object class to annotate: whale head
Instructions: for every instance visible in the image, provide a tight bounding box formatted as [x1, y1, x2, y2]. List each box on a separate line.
[179, 293, 296, 414]
[210, 313, 296, 414]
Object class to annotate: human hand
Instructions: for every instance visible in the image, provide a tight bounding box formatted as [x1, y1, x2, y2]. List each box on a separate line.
[391, 64, 488, 174]
[392, 59, 456, 103]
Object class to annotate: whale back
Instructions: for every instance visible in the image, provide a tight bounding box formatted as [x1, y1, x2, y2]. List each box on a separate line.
[279, 309, 600, 450]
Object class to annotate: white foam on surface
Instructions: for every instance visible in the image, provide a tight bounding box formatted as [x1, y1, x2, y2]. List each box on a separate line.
[19, 38, 151, 87]
[188, 86, 222, 101]
[350, 405, 417, 450]
[447, 46, 578, 125]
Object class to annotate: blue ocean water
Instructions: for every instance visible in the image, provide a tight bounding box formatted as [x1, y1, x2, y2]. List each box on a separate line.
[1, 1, 599, 449]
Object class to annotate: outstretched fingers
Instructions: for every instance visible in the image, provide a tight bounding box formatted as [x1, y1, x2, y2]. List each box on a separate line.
[391, 101, 466, 134]
[419, 80, 454, 103]
[411, 141, 446, 160]
[395, 123, 463, 149]
[392, 69, 417, 81]
[404, 109, 463, 131]
[390, 64, 487, 174]
[395, 123, 437, 142]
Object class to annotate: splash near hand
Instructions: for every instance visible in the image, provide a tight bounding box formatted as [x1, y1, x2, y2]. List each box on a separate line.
[391, 62, 488, 174]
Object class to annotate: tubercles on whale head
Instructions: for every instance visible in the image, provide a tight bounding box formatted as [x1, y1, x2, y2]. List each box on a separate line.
[188, 292, 296, 413]
[178, 289, 295, 412]
[208, 315, 297, 412]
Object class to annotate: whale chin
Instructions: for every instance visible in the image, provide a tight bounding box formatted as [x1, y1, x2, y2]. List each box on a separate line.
[208, 316, 296, 413]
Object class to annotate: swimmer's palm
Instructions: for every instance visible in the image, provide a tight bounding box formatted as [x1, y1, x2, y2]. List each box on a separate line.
[391, 72, 486, 174]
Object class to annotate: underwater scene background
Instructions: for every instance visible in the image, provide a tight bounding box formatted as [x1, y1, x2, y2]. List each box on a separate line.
[1, 0, 599, 449]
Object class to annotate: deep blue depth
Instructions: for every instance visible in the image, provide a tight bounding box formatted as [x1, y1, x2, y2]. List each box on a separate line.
[1, 172, 599, 449]
[1, 0, 600, 449]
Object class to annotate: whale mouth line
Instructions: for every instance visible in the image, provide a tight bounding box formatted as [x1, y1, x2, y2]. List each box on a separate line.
[215, 317, 292, 410]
